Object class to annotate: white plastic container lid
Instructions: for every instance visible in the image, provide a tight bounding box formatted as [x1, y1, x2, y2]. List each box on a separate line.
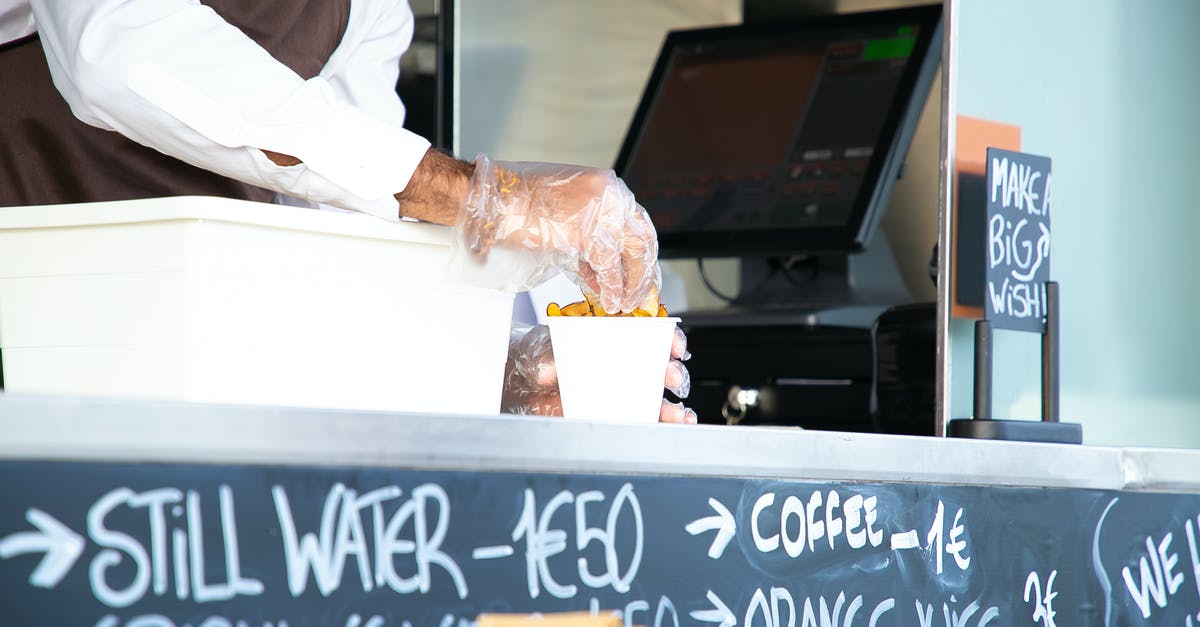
[0, 195, 450, 244]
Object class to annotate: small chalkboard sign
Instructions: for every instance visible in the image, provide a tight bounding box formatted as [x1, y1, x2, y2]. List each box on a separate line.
[985, 147, 1052, 332]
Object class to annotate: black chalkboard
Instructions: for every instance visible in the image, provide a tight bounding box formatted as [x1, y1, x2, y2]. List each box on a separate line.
[984, 148, 1052, 333]
[3, 460, 1200, 627]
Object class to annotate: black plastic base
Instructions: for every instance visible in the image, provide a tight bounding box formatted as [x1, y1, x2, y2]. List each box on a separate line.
[947, 418, 1082, 445]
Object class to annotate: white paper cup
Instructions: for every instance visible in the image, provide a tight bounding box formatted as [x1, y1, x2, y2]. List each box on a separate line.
[546, 316, 680, 423]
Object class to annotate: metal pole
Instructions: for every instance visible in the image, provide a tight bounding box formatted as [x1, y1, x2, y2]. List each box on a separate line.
[973, 319, 992, 421]
[1041, 281, 1060, 422]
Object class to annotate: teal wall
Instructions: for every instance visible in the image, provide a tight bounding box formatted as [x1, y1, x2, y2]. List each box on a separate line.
[949, 0, 1200, 446]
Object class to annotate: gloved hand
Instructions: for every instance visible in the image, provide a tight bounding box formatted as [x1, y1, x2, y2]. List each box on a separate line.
[456, 154, 661, 314]
[501, 325, 696, 424]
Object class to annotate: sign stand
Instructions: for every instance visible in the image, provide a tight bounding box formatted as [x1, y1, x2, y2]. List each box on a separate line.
[948, 281, 1082, 443]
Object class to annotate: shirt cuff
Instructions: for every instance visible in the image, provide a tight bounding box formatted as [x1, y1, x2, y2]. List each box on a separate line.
[127, 66, 430, 217]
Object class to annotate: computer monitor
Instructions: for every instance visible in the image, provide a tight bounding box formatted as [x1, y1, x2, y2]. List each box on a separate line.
[614, 5, 942, 264]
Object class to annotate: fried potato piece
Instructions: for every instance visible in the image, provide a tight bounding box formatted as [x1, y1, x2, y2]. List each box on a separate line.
[558, 301, 593, 316]
[546, 297, 669, 318]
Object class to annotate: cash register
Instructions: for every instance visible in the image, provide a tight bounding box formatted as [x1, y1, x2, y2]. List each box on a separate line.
[614, 5, 942, 431]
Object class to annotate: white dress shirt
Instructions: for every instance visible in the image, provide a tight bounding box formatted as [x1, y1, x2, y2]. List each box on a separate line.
[0, 0, 430, 220]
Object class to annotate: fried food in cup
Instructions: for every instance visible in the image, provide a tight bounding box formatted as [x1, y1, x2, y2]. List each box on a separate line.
[546, 296, 668, 318]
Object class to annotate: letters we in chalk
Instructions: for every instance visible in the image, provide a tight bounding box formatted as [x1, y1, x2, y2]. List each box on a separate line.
[984, 147, 1052, 333]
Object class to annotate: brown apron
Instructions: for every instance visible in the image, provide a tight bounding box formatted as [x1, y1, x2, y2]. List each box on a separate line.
[0, 0, 352, 207]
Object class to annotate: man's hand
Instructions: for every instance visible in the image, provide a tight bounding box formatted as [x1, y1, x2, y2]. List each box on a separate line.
[389, 149, 661, 315]
[457, 155, 661, 314]
[502, 325, 696, 424]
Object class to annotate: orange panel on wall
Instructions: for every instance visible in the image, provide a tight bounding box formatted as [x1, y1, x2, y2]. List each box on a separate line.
[951, 116, 1021, 319]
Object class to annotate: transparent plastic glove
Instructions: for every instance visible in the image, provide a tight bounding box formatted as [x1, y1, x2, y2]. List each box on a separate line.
[456, 154, 662, 313]
[502, 325, 695, 424]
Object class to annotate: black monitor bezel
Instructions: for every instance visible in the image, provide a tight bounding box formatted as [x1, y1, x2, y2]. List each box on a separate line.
[613, 4, 943, 259]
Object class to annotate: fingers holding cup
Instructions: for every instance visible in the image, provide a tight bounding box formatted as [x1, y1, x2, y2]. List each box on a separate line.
[665, 359, 691, 399]
[659, 399, 698, 424]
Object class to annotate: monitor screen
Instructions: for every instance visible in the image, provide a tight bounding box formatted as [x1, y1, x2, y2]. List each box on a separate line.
[614, 5, 942, 259]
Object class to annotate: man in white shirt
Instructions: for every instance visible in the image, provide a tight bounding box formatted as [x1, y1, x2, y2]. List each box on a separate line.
[0, 0, 695, 422]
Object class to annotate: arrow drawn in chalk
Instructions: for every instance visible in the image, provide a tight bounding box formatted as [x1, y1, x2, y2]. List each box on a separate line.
[691, 589, 737, 627]
[686, 498, 736, 559]
[0, 508, 85, 588]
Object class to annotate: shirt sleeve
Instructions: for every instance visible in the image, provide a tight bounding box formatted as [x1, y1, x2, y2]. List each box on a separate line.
[0, 1, 35, 44]
[28, 0, 430, 220]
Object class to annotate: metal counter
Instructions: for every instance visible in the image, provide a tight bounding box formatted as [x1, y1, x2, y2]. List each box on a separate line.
[4, 393, 1200, 626]
[1, 392, 1192, 492]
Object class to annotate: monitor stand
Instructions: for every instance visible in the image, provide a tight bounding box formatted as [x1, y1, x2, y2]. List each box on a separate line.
[681, 235, 915, 329]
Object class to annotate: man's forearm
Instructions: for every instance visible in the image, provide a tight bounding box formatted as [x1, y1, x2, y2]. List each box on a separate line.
[262, 146, 473, 224]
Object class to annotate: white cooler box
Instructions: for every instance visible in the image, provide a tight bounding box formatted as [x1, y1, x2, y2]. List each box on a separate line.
[0, 196, 515, 415]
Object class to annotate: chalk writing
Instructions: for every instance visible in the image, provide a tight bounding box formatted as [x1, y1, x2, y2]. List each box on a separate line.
[686, 498, 736, 559]
[914, 596, 1000, 627]
[272, 483, 467, 599]
[989, 156, 1048, 216]
[1118, 528, 1185, 614]
[926, 500, 972, 575]
[984, 148, 1052, 333]
[1121, 532, 1186, 619]
[7, 461, 1200, 626]
[93, 614, 386, 627]
[1091, 498, 1119, 626]
[749, 489, 885, 558]
[743, 588, 897, 627]
[0, 507, 83, 588]
[1093, 496, 1200, 625]
[344, 617, 386, 627]
[1023, 570, 1057, 627]
[511, 483, 644, 599]
[621, 595, 679, 627]
[88, 486, 263, 608]
[691, 590, 736, 627]
[747, 490, 973, 576]
[1186, 517, 1200, 604]
[94, 615, 292, 627]
[713, 587, 999, 627]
